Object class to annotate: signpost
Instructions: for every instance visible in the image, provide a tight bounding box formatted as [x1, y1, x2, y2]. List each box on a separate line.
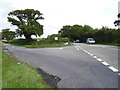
[54, 37, 58, 40]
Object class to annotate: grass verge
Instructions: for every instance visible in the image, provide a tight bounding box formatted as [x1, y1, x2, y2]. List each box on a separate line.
[9, 43, 73, 48]
[7, 39, 73, 48]
[96, 43, 120, 46]
[2, 51, 51, 88]
[21, 43, 73, 48]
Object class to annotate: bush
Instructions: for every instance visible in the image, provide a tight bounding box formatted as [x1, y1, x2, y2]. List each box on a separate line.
[10, 39, 37, 45]
[58, 37, 69, 43]
[9, 36, 70, 46]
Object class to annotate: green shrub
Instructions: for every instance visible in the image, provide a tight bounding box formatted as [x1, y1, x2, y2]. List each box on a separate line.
[10, 39, 37, 45]
[58, 37, 69, 43]
[9, 37, 70, 46]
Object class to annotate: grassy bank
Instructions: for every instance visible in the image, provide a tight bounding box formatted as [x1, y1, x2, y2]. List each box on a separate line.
[6, 39, 73, 48]
[11, 43, 73, 48]
[96, 43, 120, 46]
[2, 51, 51, 88]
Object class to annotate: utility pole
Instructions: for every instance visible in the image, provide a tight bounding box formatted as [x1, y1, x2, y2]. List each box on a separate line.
[118, 1, 120, 29]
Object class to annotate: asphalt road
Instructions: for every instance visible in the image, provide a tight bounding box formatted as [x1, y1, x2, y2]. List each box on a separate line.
[75, 43, 119, 70]
[3, 43, 119, 88]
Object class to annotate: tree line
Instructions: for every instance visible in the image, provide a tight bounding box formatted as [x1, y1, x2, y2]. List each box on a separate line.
[1, 9, 120, 44]
[58, 25, 119, 43]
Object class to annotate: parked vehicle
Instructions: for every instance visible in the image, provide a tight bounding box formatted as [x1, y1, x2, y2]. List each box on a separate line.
[86, 38, 95, 44]
[74, 39, 80, 43]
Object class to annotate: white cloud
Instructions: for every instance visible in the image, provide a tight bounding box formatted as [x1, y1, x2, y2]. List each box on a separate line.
[0, 0, 119, 38]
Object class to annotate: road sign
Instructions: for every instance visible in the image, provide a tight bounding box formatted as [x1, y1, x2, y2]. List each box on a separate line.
[54, 37, 58, 40]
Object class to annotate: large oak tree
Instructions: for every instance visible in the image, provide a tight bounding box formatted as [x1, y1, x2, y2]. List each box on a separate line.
[8, 9, 44, 39]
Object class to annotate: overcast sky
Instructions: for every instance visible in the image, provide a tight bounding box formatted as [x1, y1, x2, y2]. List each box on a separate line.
[0, 0, 119, 38]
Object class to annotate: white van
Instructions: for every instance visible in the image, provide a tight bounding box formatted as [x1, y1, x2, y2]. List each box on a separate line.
[86, 38, 95, 44]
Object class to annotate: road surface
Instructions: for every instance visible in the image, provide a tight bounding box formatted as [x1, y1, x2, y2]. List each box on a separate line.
[3, 43, 119, 88]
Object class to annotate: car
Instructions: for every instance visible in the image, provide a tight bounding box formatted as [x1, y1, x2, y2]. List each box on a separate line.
[75, 39, 80, 43]
[86, 38, 95, 44]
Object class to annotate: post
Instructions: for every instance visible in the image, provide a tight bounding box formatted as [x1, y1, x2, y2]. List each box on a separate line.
[118, 1, 120, 29]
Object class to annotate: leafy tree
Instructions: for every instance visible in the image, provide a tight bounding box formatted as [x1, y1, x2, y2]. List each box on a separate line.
[7, 9, 44, 39]
[59, 25, 93, 42]
[58, 25, 71, 38]
[59, 25, 83, 41]
[2, 29, 16, 41]
[114, 13, 120, 27]
[83, 25, 93, 32]
[59, 24, 119, 44]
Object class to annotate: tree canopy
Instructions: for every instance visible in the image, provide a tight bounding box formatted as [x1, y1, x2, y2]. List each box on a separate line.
[59, 25, 93, 42]
[58, 24, 119, 44]
[2, 29, 16, 41]
[114, 13, 120, 27]
[7, 9, 44, 39]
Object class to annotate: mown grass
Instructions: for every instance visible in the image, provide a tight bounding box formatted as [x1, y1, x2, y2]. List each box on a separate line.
[2, 51, 51, 88]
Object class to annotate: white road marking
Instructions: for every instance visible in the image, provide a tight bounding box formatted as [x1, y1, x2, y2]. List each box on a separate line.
[87, 52, 91, 55]
[76, 45, 81, 49]
[59, 48, 63, 49]
[96, 58, 102, 61]
[90, 54, 93, 56]
[93, 56, 97, 59]
[118, 73, 120, 75]
[75, 46, 79, 50]
[47, 48, 63, 50]
[102, 62, 109, 66]
[76, 45, 83, 50]
[83, 50, 86, 52]
[85, 51, 89, 53]
[75, 44, 119, 74]
[108, 66, 119, 72]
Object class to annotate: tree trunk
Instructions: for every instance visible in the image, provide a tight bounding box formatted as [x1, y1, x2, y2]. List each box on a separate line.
[24, 34, 32, 40]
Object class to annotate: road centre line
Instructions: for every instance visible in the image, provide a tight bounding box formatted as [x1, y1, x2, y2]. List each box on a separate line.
[93, 56, 97, 59]
[108, 66, 119, 72]
[75, 44, 119, 74]
[86, 51, 90, 54]
[83, 50, 86, 52]
[101, 62, 109, 66]
[90, 54, 93, 56]
[76, 44, 82, 49]
[75, 46, 79, 50]
[96, 58, 102, 62]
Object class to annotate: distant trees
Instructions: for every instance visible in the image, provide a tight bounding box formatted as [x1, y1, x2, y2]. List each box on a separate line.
[59, 25, 119, 44]
[59, 25, 93, 42]
[2, 29, 16, 41]
[7, 9, 44, 39]
[93, 28, 118, 43]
